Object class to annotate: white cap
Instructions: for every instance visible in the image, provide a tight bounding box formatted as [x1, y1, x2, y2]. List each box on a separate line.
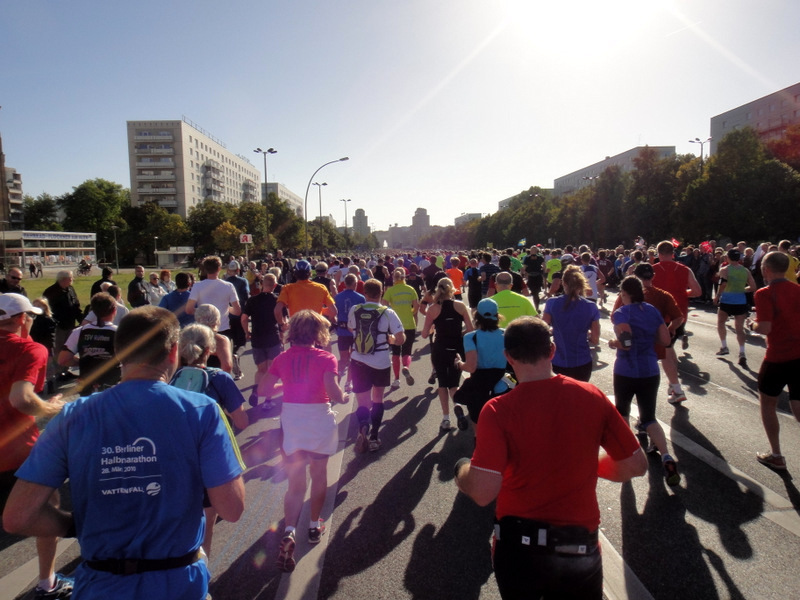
[0, 293, 43, 321]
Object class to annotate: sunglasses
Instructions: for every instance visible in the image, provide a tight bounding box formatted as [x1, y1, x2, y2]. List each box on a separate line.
[8, 275, 21, 281]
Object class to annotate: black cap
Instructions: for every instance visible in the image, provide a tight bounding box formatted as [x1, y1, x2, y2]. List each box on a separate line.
[633, 263, 654, 279]
[727, 249, 741, 261]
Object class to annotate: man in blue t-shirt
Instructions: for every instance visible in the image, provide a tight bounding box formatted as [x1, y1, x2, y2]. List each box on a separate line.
[159, 272, 194, 328]
[334, 273, 366, 395]
[3, 306, 245, 600]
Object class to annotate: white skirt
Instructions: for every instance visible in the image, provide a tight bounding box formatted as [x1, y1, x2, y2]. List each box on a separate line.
[281, 402, 338, 456]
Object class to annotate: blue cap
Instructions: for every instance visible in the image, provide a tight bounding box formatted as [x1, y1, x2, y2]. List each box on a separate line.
[477, 298, 499, 319]
[295, 259, 312, 273]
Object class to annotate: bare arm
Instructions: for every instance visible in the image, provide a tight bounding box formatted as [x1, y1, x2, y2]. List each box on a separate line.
[228, 300, 242, 318]
[2, 480, 70, 538]
[686, 268, 702, 298]
[458, 349, 478, 374]
[215, 334, 233, 373]
[185, 298, 197, 315]
[10, 381, 65, 417]
[457, 302, 475, 333]
[598, 448, 647, 482]
[274, 301, 288, 326]
[656, 322, 671, 347]
[455, 461, 503, 506]
[324, 371, 345, 404]
[241, 313, 251, 341]
[421, 304, 440, 338]
[207, 476, 245, 523]
[57, 348, 77, 368]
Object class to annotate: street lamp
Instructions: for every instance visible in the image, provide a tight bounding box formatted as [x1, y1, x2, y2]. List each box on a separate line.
[689, 137, 712, 173]
[254, 147, 277, 249]
[111, 225, 120, 274]
[340, 198, 351, 249]
[304, 157, 349, 255]
[312, 182, 327, 251]
[0, 220, 8, 268]
[153, 236, 159, 267]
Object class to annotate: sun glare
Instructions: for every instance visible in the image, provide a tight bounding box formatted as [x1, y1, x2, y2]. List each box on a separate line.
[502, 0, 670, 60]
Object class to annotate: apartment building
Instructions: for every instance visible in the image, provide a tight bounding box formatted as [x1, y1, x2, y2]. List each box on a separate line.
[710, 81, 800, 154]
[264, 182, 304, 218]
[127, 118, 261, 218]
[3, 166, 24, 228]
[553, 146, 675, 197]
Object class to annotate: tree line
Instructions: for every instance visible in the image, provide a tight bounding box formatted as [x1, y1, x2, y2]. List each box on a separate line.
[418, 126, 800, 250]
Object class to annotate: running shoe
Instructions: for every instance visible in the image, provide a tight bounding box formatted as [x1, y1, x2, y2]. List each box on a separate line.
[368, 438, 382, 452]
[440, 418, 452, 431]
[668, 391, 687, 405]
[716, 347, 730, 356]
[308, 522, 326, 544]
[663, 459, 680, 486]
[34, 573, 74, 599]
[276, 531, 296, 572]
[738, 354, 748, 368]
[391, 379, 401, 390]
[355, 424, 370, 454]
[454, 405, 469, 431]
[681, 334, 689, 350]
[402, 367, 415, 386]
[646, 441, 658, 454]
[263, 400, 276, 411]
[248, 391, 259, 408]
[232, 355, 243, 380]
[428, 371, 437, 385]
[756, 452, 787, 470]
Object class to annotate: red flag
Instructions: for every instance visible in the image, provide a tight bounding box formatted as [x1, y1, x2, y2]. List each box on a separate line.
[671, 237, 680, 247]
[700, 241, 711, 253]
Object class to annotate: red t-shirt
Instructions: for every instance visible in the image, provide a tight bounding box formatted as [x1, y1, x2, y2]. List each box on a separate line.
[652, 260, 691, 317]
[268, 345, 338, 404]
[0, 332, 48, 472]
[471, 375, 640, 530]
[755, 280, 800, 363]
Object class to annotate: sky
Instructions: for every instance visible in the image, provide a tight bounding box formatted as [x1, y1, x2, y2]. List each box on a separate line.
[2, 0, 799, 233]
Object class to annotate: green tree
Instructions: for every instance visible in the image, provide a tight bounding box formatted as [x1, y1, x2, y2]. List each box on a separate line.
[187, 200, 235, 257]
[22, 193, 63, 231]
[232, 201, 268, 252]
[58, 179, 129, 258]
[212, 221, 244, 256]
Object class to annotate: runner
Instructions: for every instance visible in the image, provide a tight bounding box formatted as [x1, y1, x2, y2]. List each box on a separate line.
[334, 274, 366, 396]
[382, 268, 420, 390]
[714, 249, 756, 367]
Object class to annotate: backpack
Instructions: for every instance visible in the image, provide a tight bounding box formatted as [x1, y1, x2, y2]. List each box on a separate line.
[353, 305, 388, 355]
[170, 366, 220, 398]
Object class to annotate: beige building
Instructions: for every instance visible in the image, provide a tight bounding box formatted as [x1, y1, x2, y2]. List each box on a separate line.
[127, 118, 261, 218]
[710, 81, 800, 154]
[264, 182, 304, 218]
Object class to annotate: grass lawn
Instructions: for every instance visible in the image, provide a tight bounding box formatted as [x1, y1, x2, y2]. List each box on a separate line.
[17, 268, 191, 310]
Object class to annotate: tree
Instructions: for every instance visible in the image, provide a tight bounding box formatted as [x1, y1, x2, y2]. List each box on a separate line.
[58, 179, 129, 258]
[767, 123, 800, 172]
[232, 201, 268, 252]
[212, 221, 244, 256]
[187, 200, 235, 257]
[22, 193, 62, 231]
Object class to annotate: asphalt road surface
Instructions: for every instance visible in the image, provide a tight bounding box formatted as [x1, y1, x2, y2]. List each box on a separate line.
[2, 292, 800, 599]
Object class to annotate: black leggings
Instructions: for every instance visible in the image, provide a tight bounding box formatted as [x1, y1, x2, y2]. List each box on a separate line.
[613, 373, 660, 425]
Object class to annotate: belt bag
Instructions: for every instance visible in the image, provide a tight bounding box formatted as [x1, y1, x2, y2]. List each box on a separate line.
[85, 549, 201, 575]
[496, 516, 598, 555]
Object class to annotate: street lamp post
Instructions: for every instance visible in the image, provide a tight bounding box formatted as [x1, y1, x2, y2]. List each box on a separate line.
[304, 157, 349, 256]
[111, 225, 119, 274]
[340, 198, 351, 249]
[0, 220, 8, 269]
[254, 147, 277, 250]
[689, 137, 712, 173]
[312, 182, 327, 251]
[153, 236, 159, 267]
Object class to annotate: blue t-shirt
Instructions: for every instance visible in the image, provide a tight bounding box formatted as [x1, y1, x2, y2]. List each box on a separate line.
[159, 290, 194, 328]
[463, 329, 507, 369]
[16, 379, 244, 600]
[612, 302, 664, 378]
[335, 289, 366, 336]
[544, 296, 600, 368]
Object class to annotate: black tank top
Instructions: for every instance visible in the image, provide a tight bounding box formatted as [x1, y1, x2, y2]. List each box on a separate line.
[433, 300, 464, 347]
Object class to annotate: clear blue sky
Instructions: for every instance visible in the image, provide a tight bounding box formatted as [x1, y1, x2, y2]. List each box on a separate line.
[2, 0, 798, 232]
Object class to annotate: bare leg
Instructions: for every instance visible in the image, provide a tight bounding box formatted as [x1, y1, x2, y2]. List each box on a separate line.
[645, 422, 669, 456]
[717, 309, 728, 346]
[759, 394, 782, 455]
[661, 349, 680, 387]
[308, 457, 329, 523]
[283, 459, 308, 530]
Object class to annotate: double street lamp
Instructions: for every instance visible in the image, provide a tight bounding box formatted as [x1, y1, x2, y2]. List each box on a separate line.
[254, 147, 277, 250]
[689, 137, 712, 173]
[304, 157, 349, 255]
[340, 198, 351, 249]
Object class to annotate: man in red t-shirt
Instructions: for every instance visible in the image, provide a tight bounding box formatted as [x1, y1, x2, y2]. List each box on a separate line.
[748, 252, 800, 471]
[453, 316, 646, 599]
[0, 293, 73, 597]
[652, 240, 701, 401]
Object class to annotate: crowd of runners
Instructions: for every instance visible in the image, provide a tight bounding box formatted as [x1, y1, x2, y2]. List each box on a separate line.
[1, 236, 800, 598]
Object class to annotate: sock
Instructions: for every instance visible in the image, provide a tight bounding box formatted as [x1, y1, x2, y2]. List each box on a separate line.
[720, 340, 728, 349]
[370, 403, 385, 437]
[662, 454, 674, 463]
[356, 406, 370, 428]
[443, 414, 450, 421]
[310, 519, 322, 529]
[284, 526, 296, 535]
[38, 575, 56, 591]
[671, 383, 684, 394]
[739, 345, 745, 355]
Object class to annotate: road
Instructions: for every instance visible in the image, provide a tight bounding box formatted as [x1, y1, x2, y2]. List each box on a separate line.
[2, 293, 800, 599]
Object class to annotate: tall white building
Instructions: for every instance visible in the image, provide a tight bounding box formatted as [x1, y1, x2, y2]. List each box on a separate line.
[264, 182, 304, 218]
[127, 118, 261, 218]
[710, 81, 800, 154]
